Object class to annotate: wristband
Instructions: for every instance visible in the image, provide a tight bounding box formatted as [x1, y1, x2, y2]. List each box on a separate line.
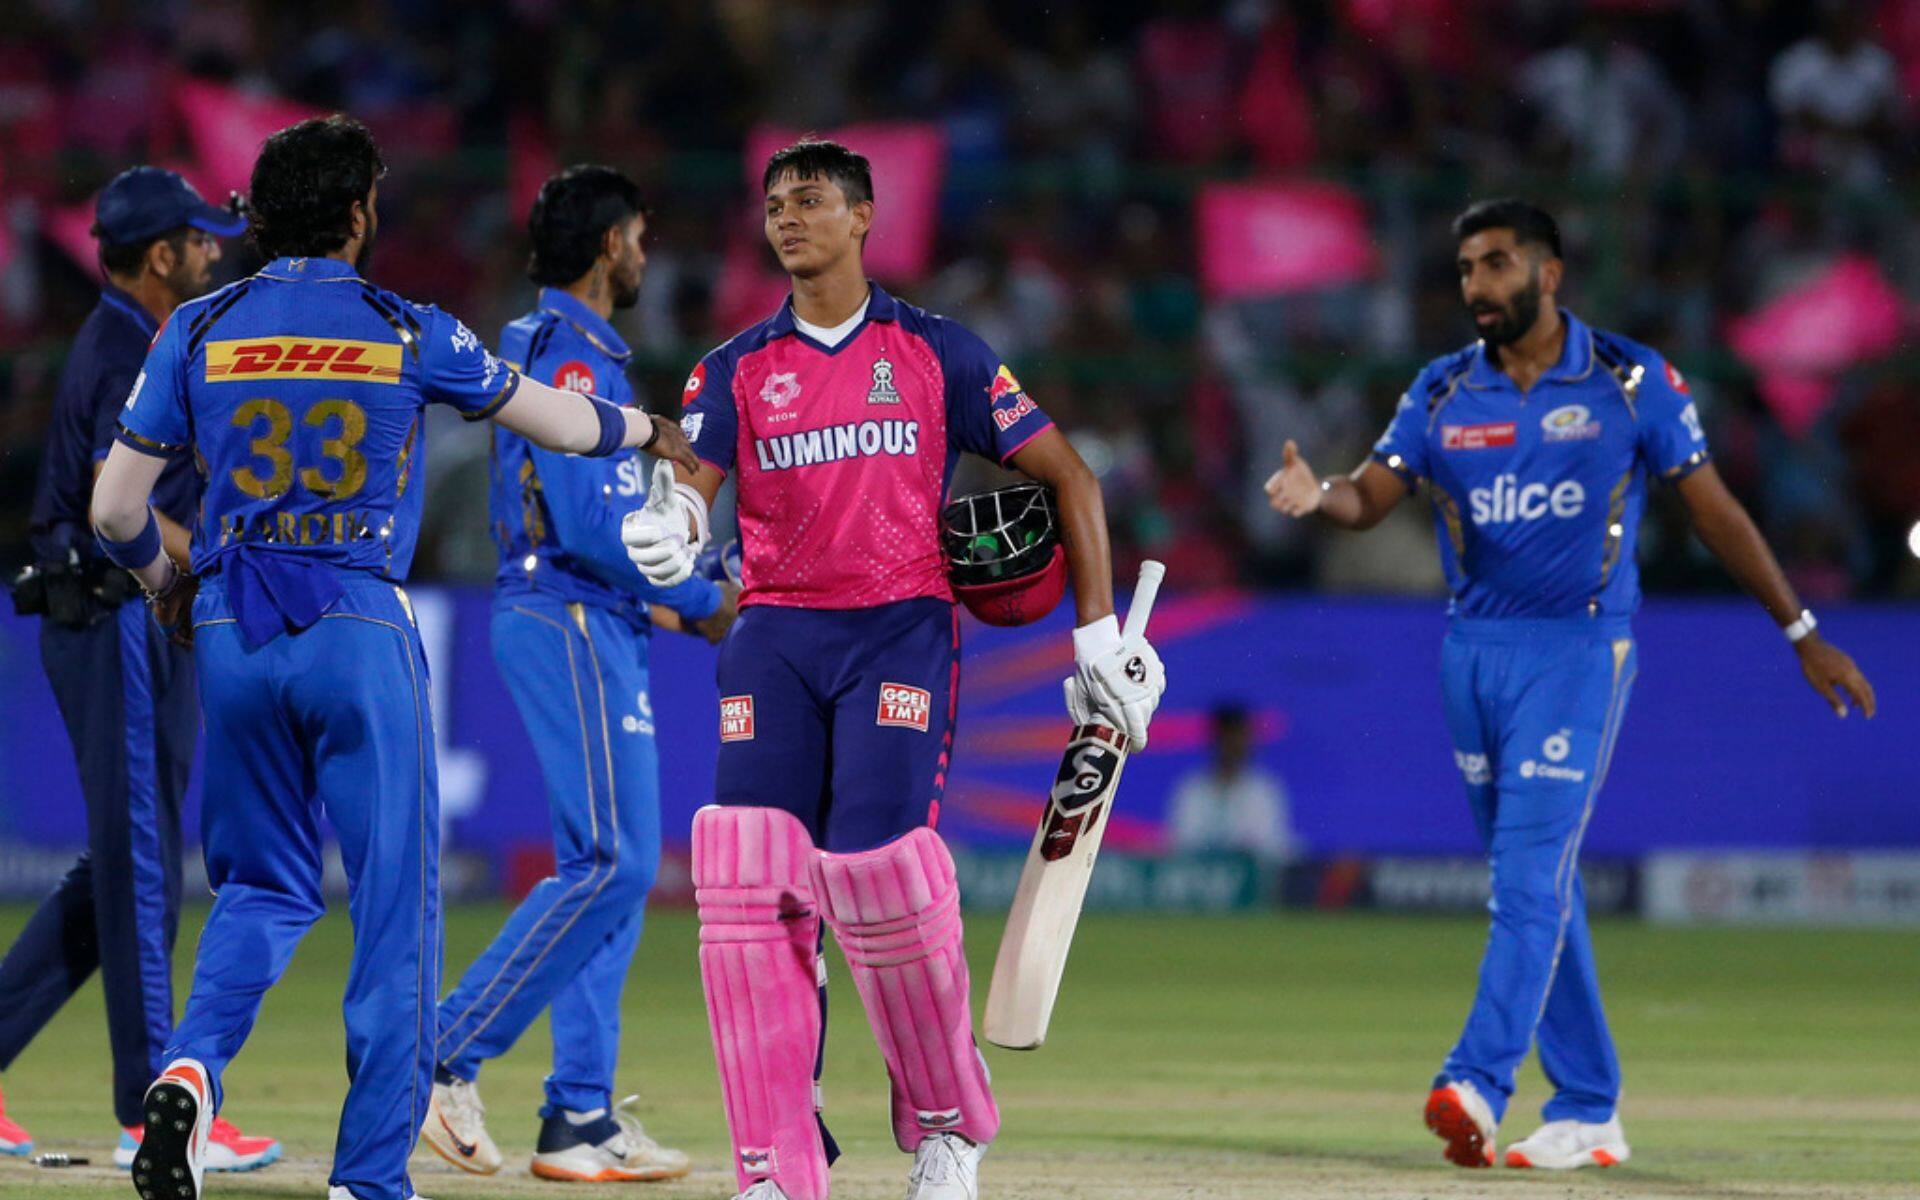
[637, 412, 661, 451]
[1784, 609, 1817, 644]
[96, 508, 162, 570]
[586, 396, 627, 458]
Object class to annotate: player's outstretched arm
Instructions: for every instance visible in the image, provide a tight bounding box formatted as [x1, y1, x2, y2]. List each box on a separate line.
[1676, 462, 1876, 719]
[1264, 440, 1407, 530]
[491, 376, 700, 470]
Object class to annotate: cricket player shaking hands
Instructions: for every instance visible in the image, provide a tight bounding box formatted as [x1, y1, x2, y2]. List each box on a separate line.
[1266, 199, 1875, 1173]
[92, 115, 697, 1200]
[621, 139, 1166, 1200]
[419, 165, 731, 1183]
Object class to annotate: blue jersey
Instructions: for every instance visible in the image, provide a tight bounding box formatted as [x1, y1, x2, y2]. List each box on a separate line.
[1372, 310, 1709, 622]
[115, 256, 520, 582]
[489, 287, 719, 626]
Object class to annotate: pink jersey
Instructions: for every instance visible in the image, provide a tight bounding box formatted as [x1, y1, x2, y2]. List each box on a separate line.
[681, 285, 1052, 610]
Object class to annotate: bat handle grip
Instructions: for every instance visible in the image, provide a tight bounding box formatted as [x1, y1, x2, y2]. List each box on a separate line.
[1121, 560, 1164, 642]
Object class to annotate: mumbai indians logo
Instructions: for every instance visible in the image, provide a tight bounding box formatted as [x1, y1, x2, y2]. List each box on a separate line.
[1541, 403, 1601, 442]
[204, 338, 403, 383]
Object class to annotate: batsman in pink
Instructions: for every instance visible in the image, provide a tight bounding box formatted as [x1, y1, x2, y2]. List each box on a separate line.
[621, 140, 1164, 1200]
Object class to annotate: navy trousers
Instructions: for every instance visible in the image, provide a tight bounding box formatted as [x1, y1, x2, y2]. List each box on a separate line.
[0, 602, 195, 1128]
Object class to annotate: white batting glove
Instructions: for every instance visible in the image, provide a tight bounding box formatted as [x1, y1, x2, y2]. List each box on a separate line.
[1062, 615, 1166, 748]
[621, 461, 707, 587]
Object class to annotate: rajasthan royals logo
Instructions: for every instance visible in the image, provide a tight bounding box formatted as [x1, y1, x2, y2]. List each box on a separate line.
[759, 372, 800, 408]
[867, 355, 901, 405]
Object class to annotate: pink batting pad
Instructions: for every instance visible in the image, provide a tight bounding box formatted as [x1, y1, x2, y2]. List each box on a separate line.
[693, 805, 832, 1200]
[811, 827, 1000, 1151]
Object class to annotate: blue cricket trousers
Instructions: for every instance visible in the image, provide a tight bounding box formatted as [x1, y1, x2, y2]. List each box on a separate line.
[167, 576, 439, 1200]
[435, 597, 660, 1116]
[1437, 616, 1638, 1126]
[0, 601, 192, 1128]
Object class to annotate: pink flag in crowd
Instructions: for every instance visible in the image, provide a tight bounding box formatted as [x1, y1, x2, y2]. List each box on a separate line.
[1726, 254, 1909, 438]
[1197, 180, 1377, 300]
[744, 122, 945, 282]
[173, 78, 324, 199]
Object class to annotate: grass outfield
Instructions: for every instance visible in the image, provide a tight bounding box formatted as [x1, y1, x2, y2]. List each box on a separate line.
[0, 903, 1913, 1199]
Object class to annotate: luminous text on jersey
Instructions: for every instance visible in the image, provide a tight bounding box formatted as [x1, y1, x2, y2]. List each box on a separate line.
[1468, 474, 1586, 526]
[753, 419, 919, 472]
[205, 338, 404, 383]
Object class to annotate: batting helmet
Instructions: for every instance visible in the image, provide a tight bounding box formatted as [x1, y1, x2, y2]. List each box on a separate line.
[941, 483, 1067, 626]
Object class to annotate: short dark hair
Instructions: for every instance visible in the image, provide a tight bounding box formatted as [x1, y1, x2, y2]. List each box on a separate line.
[527, 165, 644, 287]
[1452, 199, 1562, 259]
[247, 114, 386, 260]
[99, 228, 190, 278]
[762, 138, 873, 207]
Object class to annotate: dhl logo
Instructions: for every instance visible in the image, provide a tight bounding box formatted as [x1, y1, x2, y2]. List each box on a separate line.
[206, 338, 403, 383]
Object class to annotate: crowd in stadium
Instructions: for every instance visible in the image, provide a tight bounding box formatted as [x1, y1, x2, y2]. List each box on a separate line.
[3, 0, 1916, 596]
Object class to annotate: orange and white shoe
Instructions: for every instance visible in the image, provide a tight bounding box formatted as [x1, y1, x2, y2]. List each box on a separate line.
[528, 1097, 691, 1182]
[132, 1058, 213, 1200]
[118, 1115, 282, 1172]
[1424, 1079, 1497, 1168]
[1504, 1116, 1630, 1169]
[420, 1075, 503, 1175]
[0, 1080, 32, 1156]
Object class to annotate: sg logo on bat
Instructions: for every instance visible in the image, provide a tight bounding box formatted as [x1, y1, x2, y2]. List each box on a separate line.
[1040, 726, 1126, 862]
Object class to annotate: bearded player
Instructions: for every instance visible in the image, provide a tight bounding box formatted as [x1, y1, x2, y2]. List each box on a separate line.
[620, 139, 1167, 1200]
[1266, 199, 1875, 1172]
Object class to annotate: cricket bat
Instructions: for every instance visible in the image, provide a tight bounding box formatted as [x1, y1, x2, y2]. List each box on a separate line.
[983, 560, 1164, 1050]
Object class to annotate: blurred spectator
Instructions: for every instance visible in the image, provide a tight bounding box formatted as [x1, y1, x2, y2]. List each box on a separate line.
[1770, 1, 1906, 186]
[1517, 13, 1688, 178]
[1167, 704, 1297, 864]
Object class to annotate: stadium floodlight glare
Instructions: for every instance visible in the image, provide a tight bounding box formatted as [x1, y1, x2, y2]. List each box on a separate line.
[1907, 520, 1920, 559]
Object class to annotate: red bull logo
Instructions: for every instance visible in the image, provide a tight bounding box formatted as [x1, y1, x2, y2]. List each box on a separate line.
[988, 363, 1022, 403]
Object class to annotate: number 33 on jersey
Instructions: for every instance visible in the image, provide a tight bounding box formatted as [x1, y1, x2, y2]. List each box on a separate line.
[115, 256, 518, 581]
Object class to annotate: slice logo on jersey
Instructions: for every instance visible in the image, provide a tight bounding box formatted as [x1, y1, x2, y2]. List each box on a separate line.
[916, 1108, 962, 1130]
[1454, 750, 1491, 785]
[553, 359, 597, 395]
[1541, 404, 1602, 442]
[759, 371, 801, 408]
[720, 695, 756, 742]
[1665, 361, 1690, 394]
[684, 362, 706, 399]
[739, 1148, 775, 1174]
[1441, 421, 1516, 450]
[1468, 475, 1585, 525]
[753, 419, 919, 472]
[205, 337, 403, 383]
[867, 354, 902, 405]
[877, 683, 932, 731]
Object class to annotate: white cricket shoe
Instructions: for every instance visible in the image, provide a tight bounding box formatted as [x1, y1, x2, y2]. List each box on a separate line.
[731, 1182, 791, 1200]
[132, 1059, 213, 1200]
[328, 1189, 436, 1199]
[419, 1076, 502, 1175]
[529, 1096, 692, 1182]
[906, 1133, 986, 1200]
[1424, 1078, 1497, 1168]
[1504, 1116, 1630, 1169]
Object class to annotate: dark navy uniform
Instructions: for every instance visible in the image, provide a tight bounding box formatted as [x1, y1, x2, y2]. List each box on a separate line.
[0, 282, 198, 1131]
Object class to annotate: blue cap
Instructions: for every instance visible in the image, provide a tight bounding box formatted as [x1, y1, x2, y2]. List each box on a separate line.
[92, 166, 248, 248]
